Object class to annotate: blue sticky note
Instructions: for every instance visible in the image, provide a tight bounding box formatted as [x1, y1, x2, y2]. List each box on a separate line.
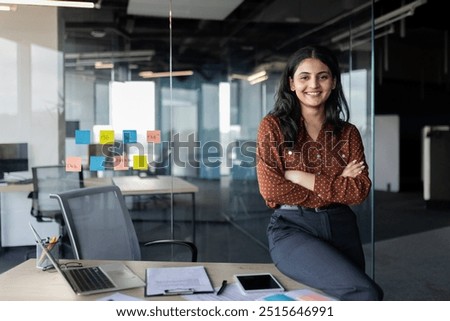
[89, 156, 106, 171]
[263, 294, 296, 301]
[123, 130, 137, 144]
[75, 130, 90, 144]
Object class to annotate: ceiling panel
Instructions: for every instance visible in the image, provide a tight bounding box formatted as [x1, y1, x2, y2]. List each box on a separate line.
[127, 0, 244, 20]
[60, 0, 441, 80]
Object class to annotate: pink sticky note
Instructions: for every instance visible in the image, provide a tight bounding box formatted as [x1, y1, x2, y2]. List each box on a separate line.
[113, 155, 129, 171]
[147, 130, 161, 143]
[65, 157, 82, 172]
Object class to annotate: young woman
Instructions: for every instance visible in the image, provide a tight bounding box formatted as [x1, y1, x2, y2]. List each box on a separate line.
[256, 45, 383, 300]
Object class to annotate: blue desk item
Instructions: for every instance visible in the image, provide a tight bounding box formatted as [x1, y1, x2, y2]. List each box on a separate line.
[263, 293, 295, 301]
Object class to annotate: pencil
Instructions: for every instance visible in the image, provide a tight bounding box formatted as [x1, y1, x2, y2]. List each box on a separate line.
[37, 236, 58, 266]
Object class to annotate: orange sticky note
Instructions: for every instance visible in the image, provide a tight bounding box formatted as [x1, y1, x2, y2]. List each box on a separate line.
[100, 130, 115, 144]
[113, 155, 129, 171]
[147, 130, 161, 143]
[65, 157, 82, 172]
[133, 155, 148, 170]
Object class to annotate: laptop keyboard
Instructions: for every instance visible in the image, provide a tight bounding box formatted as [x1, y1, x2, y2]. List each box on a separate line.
[67, 266, 115, 292]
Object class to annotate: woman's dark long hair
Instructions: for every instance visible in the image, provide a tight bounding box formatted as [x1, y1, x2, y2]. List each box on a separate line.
[270, 45, 350, 146]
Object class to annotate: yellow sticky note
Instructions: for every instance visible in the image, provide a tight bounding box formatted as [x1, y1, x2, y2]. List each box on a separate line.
[147, 130, 161, 143]
[100, 130, 115, 145]
[114, 155, 129, 171]
[133, 155, 148, 170]
[65, 157, 82, 172]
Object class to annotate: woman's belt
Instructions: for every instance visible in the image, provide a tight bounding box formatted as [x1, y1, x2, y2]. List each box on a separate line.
[279, 203, 344, 212]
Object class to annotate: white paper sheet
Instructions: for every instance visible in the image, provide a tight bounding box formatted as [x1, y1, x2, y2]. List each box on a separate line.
[145, 265, 214, 296]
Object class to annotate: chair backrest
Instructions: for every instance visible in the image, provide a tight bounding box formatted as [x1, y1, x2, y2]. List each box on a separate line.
[49, 185, 141, 261]
[31, 165, 84, 214]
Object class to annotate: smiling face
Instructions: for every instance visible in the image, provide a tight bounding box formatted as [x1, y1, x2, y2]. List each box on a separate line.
[289, 58, 336, 113]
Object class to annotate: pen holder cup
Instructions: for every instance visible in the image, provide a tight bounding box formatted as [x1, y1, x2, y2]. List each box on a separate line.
[36, 240, 59, 269]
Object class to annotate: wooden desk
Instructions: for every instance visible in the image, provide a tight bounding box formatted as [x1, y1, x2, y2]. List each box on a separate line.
[111, 175, 199, 242]
[0, 183, 33, 193]
[0, 183, 59, 249]
[0, 259, 306, 301]
[111, 175, 199, 196]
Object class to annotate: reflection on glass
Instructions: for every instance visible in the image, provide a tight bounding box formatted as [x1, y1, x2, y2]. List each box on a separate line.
[31, 44, 61, 114]
[0, 38, 18, 115]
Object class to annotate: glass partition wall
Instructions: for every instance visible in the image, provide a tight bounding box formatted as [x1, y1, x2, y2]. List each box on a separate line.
[60, 1, 375, 275]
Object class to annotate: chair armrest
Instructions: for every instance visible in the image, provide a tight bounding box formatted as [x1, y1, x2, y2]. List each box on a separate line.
[143, 239, 198, 262]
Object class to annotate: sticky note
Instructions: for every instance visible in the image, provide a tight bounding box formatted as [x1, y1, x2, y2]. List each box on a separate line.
[123, 130, 137, 144]
[90, 156, 106, 171]
[65, 157, 82, 172]
[75, 130, 90, 144]
[147, 130, 161, 143]
[133, 155, 148, 170]
[114, 155, 129, 171]
[99, 130, 115, 145]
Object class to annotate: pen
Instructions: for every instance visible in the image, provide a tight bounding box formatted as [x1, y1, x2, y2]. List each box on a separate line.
[37, 236, 58, 266]
[217, 280, 227, 295]
[163, 288, 194, 295]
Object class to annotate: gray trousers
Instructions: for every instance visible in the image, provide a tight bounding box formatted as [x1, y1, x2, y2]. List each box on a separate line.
[267, 205, 383, 301]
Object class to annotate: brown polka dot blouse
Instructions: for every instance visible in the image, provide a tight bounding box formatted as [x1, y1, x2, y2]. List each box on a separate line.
[256, 115, 372, 209]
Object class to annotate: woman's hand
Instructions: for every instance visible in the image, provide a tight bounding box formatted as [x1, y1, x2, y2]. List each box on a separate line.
[284, 170, 315, 191]
[341, 160, 365, 178]
[285, 170, 300, 183]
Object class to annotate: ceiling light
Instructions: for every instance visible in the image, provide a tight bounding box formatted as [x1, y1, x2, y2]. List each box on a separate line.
[139, 70, 194, 78]
[249, 75, 268, 85]
[229, 73, 248, 81]
[90, 30, 106, 38]
[94, 61, 114, 69]
[0, 0, 97, 8]
[247, 70, 267, 82]
[230, 70, 269, 85]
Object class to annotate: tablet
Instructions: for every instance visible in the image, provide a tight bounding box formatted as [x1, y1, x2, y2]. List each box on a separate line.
[234, 273, 285, 294]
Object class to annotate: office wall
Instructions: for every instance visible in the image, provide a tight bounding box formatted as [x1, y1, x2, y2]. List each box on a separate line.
[0, 7, 59, 172]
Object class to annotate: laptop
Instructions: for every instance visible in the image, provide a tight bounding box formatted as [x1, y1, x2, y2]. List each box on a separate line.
[29, 222, 145, 296]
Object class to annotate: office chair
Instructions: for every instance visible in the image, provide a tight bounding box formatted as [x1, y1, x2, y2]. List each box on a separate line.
[26, 165, 84, 259]
[29, 165, 84, 224]
[49, 185, 198, 262]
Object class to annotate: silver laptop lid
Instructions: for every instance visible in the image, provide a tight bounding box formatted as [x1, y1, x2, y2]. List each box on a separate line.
[29, 222, 145, 296]
[29, 222, 80, 292]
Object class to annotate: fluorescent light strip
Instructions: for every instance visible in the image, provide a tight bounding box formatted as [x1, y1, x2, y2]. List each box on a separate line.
[0, 4, 16, 10]
[0, 0, 95, 8]
[94, 61, 114, 69]
[247, 70, 267, 82]
[230, 71, 268, 85]
[249, 75, 268, 85]
[139, 70, 193, 78]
